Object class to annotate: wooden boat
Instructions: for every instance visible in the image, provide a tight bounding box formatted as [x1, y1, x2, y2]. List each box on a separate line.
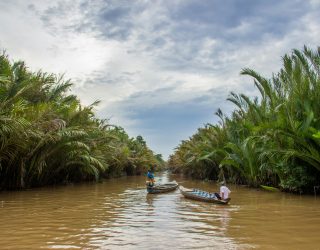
[179, 186, 231, 205]
[146, 181, 179, 194]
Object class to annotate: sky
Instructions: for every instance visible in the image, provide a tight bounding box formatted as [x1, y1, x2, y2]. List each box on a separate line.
[0, 0, 320, 159]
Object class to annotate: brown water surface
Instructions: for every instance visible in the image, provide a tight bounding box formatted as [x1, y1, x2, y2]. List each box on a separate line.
[0, 172, 319, 249]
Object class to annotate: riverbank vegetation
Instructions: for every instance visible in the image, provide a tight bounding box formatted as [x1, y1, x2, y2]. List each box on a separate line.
[0, 53, 164, 190]
[169, 46, 320, 193]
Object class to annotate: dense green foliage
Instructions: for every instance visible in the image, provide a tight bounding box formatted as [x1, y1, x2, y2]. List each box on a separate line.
[169, 46, 320, 193]
[0, 53, 164, 190]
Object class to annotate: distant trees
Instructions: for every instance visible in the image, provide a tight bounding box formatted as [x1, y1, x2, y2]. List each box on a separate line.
[169, 46, 320, 193]
[0, 53, 164, 190]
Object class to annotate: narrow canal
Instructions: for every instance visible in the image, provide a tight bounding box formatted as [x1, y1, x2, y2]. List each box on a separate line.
[0, 172, 319, 249]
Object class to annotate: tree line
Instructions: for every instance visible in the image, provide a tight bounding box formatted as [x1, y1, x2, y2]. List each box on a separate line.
[169, 46, 320, 193]
[0, 53, 164, 190]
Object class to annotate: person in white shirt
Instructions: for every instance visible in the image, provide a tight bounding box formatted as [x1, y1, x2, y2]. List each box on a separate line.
[219, 182, 231, 200]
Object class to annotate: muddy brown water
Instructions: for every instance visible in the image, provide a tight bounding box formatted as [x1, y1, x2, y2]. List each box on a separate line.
[0, 172, 319, 249]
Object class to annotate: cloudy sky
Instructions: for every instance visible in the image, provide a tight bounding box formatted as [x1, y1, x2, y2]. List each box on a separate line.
[0, 0, 319, 159]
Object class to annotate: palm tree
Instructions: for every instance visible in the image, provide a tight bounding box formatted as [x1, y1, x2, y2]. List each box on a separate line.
[170, 46, 320, 193]
[0, 52, 164, 189]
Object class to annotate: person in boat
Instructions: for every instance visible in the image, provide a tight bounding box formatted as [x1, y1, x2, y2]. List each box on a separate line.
[219, 181, 231, 200]
[146, 169, 155, 187]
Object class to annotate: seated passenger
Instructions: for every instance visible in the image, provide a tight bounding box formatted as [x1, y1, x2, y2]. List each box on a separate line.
[219, 181, 231, 200]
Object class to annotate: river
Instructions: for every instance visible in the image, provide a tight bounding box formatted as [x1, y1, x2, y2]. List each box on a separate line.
[0, 172, 319, 249]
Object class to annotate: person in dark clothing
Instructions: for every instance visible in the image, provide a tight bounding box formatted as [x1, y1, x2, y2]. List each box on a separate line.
[146, 169, 155, 187]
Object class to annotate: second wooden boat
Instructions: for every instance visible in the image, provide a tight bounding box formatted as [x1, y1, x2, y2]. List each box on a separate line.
[179, 186, 231, 205]
[146, 181, 179, 194]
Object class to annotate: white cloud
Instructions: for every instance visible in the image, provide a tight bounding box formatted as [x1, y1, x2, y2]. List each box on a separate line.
[0, 1, 112, 85]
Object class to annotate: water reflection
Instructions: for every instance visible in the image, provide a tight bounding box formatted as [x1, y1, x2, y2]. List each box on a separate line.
[0, 173, 319, 249]
[145, 193, 157, 208]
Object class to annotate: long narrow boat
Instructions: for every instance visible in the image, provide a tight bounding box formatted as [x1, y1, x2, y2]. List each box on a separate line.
[146, 181, 179, 194]
[179, 186, 231, 205]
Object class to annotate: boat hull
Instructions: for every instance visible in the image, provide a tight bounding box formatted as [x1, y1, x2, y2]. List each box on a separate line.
[146, 181, 179, 194]
[179, 186, 230, 205]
